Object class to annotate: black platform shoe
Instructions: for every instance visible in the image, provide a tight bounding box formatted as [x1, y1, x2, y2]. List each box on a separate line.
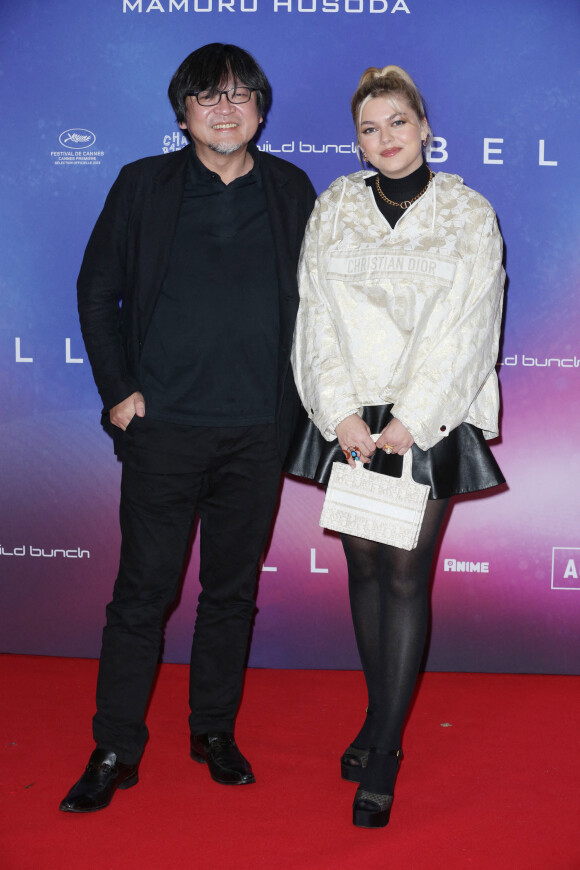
[352, 748, 402, 828]
[340, 709, 374, 782]
[341, 745, 369, 782]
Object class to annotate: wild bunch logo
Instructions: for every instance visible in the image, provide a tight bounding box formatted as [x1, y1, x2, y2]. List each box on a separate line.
[0, 544, 90, 559]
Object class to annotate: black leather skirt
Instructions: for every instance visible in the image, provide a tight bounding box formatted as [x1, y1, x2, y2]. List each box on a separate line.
[284, 405, 505, 500]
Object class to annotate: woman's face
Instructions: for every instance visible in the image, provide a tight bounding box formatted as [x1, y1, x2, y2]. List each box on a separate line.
[358, 95, 428, 179]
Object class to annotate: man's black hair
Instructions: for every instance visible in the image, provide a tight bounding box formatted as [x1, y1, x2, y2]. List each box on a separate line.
[168, 43, 272, 124]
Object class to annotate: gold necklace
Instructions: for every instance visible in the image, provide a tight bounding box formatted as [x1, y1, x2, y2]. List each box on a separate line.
[375, 167, 434, 210]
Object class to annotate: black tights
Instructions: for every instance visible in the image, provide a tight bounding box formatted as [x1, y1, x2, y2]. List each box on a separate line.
[341, 498, 449, 765]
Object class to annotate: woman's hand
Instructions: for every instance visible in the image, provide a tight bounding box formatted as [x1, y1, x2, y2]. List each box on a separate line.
[375, 418, 414, 455]
[335, 415, 376, 467]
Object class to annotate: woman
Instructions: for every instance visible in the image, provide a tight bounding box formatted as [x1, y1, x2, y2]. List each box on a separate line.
[287, 65, 505, 828]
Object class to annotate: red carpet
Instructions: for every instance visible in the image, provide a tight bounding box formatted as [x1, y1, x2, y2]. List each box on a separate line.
[1, 655, 579, 870]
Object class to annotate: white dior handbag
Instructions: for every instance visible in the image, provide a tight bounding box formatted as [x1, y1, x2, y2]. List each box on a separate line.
[319, 436, 430, 550]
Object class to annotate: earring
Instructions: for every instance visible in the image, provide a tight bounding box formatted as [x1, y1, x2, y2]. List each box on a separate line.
[362, 151, 368, 161]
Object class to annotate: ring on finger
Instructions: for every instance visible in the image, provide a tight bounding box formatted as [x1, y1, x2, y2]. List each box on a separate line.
[383, 443, 394, 454]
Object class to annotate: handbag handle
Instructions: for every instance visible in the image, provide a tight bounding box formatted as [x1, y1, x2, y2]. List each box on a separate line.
[352, 434, 414, 480]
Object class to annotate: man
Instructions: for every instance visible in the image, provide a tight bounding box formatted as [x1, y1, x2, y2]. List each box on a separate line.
[60, 43, 315, 813]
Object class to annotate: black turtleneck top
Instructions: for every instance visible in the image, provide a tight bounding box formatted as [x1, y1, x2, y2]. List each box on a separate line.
[365, 161, 432, 229]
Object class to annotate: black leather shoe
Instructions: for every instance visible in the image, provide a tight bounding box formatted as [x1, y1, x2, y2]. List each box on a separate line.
[59, 748, 139, 813]
[190, 733, 255, 785]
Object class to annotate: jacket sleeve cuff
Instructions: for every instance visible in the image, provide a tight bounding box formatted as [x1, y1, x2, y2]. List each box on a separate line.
[390, 406, 450, 452]
[319, 408, 362, 441]
[99, 378, 143, 412]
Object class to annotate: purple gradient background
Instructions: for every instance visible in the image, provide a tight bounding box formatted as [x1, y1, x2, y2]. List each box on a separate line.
[1, 0, 579, 673]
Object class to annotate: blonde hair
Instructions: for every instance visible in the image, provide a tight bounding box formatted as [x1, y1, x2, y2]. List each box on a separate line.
[351, 65, 433, 158]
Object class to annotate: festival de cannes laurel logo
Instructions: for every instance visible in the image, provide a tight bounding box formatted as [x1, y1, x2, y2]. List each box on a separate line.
[52, 130, 103, 165]
[58, 128, 96, 149]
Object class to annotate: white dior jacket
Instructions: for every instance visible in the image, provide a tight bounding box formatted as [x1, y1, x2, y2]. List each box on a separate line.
[291, 170, 505, 452]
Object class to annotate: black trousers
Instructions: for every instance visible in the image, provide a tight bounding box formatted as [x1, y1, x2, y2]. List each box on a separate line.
[93, 418, 282, 765]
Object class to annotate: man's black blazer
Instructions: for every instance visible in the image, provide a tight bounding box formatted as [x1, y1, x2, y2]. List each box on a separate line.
[77, 142, 316, 459]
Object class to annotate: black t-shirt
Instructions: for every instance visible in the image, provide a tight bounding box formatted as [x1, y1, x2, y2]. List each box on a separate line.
[139, 146, 279, 426]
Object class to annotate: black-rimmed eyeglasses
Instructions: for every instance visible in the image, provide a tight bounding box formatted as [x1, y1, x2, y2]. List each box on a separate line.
[189, 86, 256, 107]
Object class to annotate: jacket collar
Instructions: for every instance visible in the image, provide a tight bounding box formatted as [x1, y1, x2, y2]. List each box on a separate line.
[151, 139, 279, 188]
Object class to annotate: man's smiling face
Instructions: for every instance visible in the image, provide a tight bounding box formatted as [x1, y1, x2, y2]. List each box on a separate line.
[179, 80, 262, 162]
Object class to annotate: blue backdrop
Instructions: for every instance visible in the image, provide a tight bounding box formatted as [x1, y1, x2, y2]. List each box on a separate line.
[1, 0, 579, 674]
